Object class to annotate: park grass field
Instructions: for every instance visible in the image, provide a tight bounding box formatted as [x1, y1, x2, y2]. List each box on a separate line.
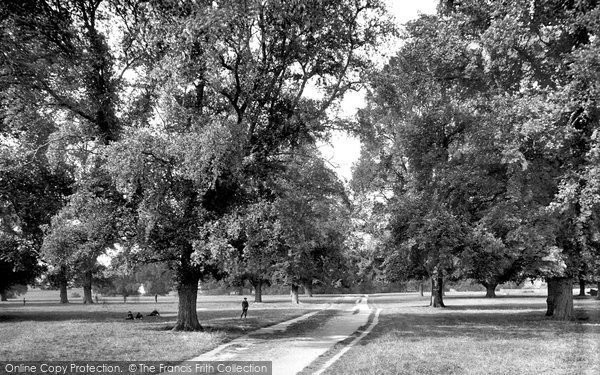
[2, 289, 600, 374]
[0, 289, 327, 362]
[323, 292, 600, 375]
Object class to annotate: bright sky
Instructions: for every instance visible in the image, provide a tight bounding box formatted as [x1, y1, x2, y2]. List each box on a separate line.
[320, 0, 438, 183]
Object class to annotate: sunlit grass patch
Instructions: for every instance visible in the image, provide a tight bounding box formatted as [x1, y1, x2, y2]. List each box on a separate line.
[323, 293, 600, 375]
[0, 292, 319, 361]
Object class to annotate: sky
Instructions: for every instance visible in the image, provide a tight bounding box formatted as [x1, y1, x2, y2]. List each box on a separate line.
[319, 0, 438, 183]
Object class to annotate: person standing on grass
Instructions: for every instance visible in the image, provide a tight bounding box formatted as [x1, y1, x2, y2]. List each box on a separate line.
[241, 297, 249, 319]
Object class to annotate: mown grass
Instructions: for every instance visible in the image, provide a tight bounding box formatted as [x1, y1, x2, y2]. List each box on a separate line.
[323, 293, 600, 375]
[0, 291, 328, 361]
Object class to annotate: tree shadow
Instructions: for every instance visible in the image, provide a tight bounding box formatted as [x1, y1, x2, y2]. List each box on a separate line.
[445, 303, 547, 311]
[0, 310, 174, 323]
[357, 305, 600, 346]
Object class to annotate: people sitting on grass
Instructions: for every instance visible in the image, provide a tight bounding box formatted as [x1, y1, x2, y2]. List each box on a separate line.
[135, 312, 143, 320]
[147, 309, 160, 317]
[126, 311, 134, 320]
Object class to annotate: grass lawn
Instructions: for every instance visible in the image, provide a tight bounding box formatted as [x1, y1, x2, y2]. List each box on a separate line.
[0, 290, 328, 362]
[323, 292, 600, 375]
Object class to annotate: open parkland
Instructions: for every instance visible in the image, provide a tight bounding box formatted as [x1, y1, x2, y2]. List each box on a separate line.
[1, 288, 599, 374]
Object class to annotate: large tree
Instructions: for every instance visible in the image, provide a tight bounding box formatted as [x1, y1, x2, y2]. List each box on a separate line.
[220, 201, 281, 303]
[42, 190, 120, 304]
[106, 0, 389, 330]
[273, 154, 350, 303]
[356, 0, 600, 320]
[2, 0, 147, 302]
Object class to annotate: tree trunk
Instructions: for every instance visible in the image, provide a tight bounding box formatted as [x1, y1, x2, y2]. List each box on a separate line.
[59, 281, 69, 304]
[253, 280, 262, 303]
[597, 281, 600, 301]
[419, 282, 424, 297]
[579, 278, 585, 297]
[484, 282, 498, 298]
[173, 276, 202, 331]
[291, 284, 299, 304]
[82, 271, 93, 304]
[430, 272, 445, 308]
[546, 277, 574, 320]
[0, 291, 6, 301]
[303, 281, 313, 297]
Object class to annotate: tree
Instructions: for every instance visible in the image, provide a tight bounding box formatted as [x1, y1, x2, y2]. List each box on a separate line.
[0, 162, 71, 300]
[1, 0, 145, 302]
[42, 190, 119, 304]
[95, 255, 140, 302]
[272, 154, 350, 303]
[357, 0, 600, 319]
[220, 201, 281, 303]
[105, 0, 389, 329]
[135, 263, 174, 297]
[383, 195, 468, 307]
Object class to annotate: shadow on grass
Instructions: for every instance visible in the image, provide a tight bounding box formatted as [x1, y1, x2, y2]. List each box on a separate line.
[355, 306, 600, 346]
[445, 303, 547, 311]
[0, 310, 174, 323]
[443, 294, 547, 300]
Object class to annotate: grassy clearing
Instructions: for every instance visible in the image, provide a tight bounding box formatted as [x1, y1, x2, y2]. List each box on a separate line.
[0, 291, 328, 361]
[323, 293, 600, 375]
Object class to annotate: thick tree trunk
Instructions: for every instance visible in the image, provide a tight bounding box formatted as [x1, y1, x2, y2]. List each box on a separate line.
[546, 279, 555, 316]
[579, 278, 585, 297]
[173, 277, 202, 331]
[546, 278, 574, 320]
[82, 271, 93, 304]
[291, 284, 299, 304]
[253, 280, 262, 303]
[303, 281, 313, 297]
[484, 282, 498, 298]
[430, 272, 445, 308]
[59, 281, 69, 304]
[0, 291, 7, 301]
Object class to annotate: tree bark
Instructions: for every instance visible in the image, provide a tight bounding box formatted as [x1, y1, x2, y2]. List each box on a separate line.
[430, 271, 445, 308]
[546, 277, 574, 320]
[59, 281, 69, 304]
[419, 282, 424, 297]
[253, 280, 262, 303]
[173, 276, 202, 331]
[579, 278, 586, 297]
[484, 282, 498, 298]
[291, 284, 299, 304]
[82, 271, 93, 304]
[303, 281, 313, 297]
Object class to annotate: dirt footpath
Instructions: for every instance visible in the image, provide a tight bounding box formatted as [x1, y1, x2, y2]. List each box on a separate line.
[189, 295, 373, 375]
